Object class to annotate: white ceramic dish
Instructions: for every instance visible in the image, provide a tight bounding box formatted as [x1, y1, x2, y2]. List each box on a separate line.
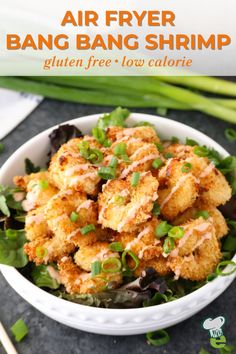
[0, 113, 235, 335]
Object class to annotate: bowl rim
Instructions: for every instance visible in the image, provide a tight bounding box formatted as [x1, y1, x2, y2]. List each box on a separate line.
[0, 112, 235, 315]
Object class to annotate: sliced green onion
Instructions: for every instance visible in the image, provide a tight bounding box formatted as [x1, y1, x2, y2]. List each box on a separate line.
[152, 158, 164, 169]
[163, 237, 175, 254]
[10, 319, 28, 342]
[109, 156, 118, 169]
[168, 226, 184, 239]
[154, 142, 164, 152]
[216, 260, 236, 276]
[155, 221, 172, 238]
[152, 201, 160, 216]
[195, 210, 209, 220]
[146, 330, 170, 347]
[181, 162, 192, 173]
[134, 121, 155, 128]
[91, 260, 102, 277]
[225, 128, 236, 142]
[171, 136, 179, 144]
[88, 148, 103, 164]
[164, 153, 173, 159]
[193, 146, 209, 157]
[114, 142, 127, 156]
[131, 172, 140, 187]
[185, 138, 199, 146]
[38, 179, 49, 190]
[92, 127, 106, 145]
[109, 242, 124, 252]
[101, 257, 122, 273]
[0, 142, 4, 153]
[122, 250, 140, 271]
[103, 139, 112, 147]
[80, 224, 96, 235]
[70, 211, 79, 222]
[98, 166, 116, 180]
[36, 246, 48, 258]
[114, 195, 125, 205]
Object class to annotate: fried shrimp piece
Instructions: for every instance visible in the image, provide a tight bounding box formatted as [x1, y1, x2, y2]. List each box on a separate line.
[14, 171, 58, 211]
[167, 218, 221, 281]
[58, 256, 122, 294]
[49, 137, 101, 196]
[98, 171, 158, 232]
[157, 158, 199, 221]
[103, 139, 161, 179]
[74, 242, 119, 272]
[25, 206, 49, 241]
[24, 236, 75, 265]
[163, 144, 232, 207]
[106, 126, 160, 144]
[134, 257, 171, 277]
[173, 203, 228, 239]
[44, 189, 98, 247]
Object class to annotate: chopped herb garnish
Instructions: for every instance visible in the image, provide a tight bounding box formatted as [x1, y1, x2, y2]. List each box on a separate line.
[195, 210, 209, 220]
[152, 201, 161, 216]
[109, 242, 123, 252]
[185, 138, 199, 146]
[36, 246, 48, 259]
[146, 329, 170, 346]
[38, 180, 49, 190]
[171, 136, 179, 144]
[155, 221, 172, 238]
[152, 158, 164, 169]
[216, 260, 236, 276]
[163, 237, 175, 254]
[97, 107, 130, 130]
[91, 260, 102, 277]
[154, 142, 164, 152]
[114, 142, 127, 156]
[98, 166, 116, 180]
[164, 153, 173, 159]
[109, 156, 118, 169]
[80, 224, 96, 235]
[101, 257, 122, 273]
[10, 319, 28, 342]
[78, 141, 103, 164]
[181, 162, 192, 173]
[122, 250, 140, 271]
[134, 121, 156, 129]
[131, 172, 140, 187]
[193, 146, 209, 157]
[70, 211, 79, 222]
[168, 226, 184, 239]
[92, 127, 106, 144]
[225, 128, 236, 142]
[114, 195, 125, 205]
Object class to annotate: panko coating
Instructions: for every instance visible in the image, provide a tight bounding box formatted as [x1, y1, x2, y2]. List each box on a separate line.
[134, 257, 171, 277]
[74, 242, 119, 272]
[58, 256, 122, 294]
[168, 218, 221, 281]
[14, 171, 58, 211]
[44, 189, 98, 247]
[158, 158, 199, 220]
[106, 126, 161, 144]
[173, 203, 228, 239]
[49, 137, 102, 196]
[98, 171, 158, 232]
[25, 206, 49, 241]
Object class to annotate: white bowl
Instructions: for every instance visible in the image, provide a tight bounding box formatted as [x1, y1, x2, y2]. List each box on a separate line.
[0, 113, 235, 335]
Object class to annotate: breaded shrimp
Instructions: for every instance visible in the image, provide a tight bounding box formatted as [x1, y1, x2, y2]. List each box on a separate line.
[134, 257, 171, 277]
[173, 203, 228, 239]
[58, 256, 122, 294]
[25, 206, 49, 241]
[106, 126, 160, 144]
[157, 158, 199, 220]
[49, 137, 101, 196]
[74, 242, 119, 272]
[98, 172, 158, 232]
[167, 218, 221, 281]
[103, 139, 161, 179]
[24, 236, 75, 265]
[14, 171, 58, 211]
[44, 189, 98, 247]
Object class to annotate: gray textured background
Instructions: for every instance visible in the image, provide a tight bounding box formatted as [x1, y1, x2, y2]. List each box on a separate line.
[0, 99, 235, 354]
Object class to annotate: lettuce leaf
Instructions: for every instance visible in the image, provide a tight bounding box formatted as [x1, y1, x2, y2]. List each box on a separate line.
[0, 229, 28, 268]
[31, 264, 60, 289]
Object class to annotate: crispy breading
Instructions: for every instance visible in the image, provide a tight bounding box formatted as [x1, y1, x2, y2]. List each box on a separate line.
[106, 126, 160, 144]
[74, 242, 119, 272]
[49, 137, 101, 196]
[134, 257, 171, 277]
[98, 172, 158, 232]
[25, 206, 49, 241]
[58, 256, 122, 294]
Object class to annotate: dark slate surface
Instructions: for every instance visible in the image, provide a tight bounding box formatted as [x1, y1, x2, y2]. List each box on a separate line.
[0, 100, 235, 354]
